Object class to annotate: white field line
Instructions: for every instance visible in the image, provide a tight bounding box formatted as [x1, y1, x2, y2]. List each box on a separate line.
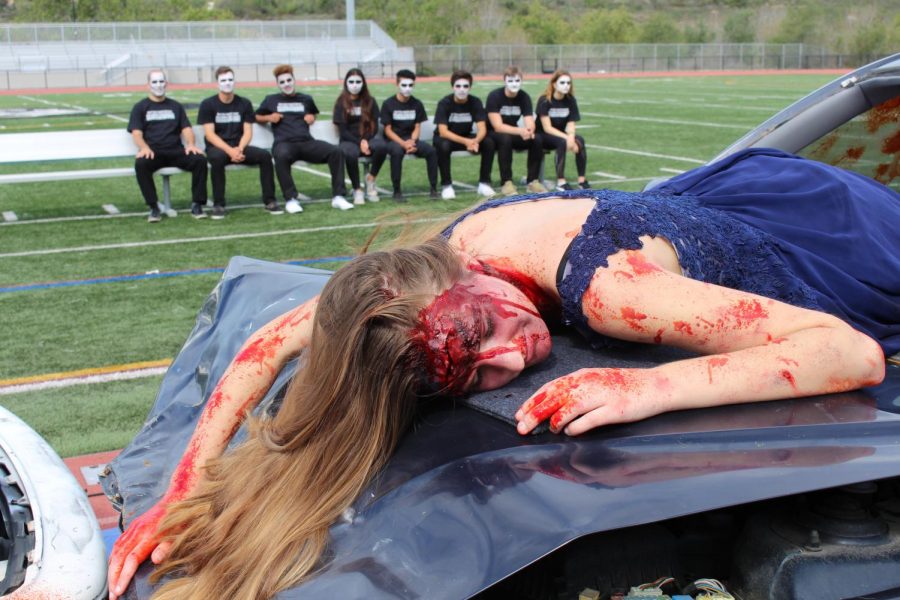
[604, 177, 657, 183]
[292, 164, 332, 179]
[592, 170, 627, 180]
[18, 95, 89, 111]
[0, 366, 168, 396]
[0, 199, 334, 227]
[582, 111, 751, 130]
[18, 94, 127, 122]
[586, 144, 706, 164]
[0, 217, 442, 259]
[589, 97, 779, 112]
[659, 167, 686, 174]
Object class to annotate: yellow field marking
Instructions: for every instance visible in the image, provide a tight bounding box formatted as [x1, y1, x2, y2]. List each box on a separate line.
[0, 359, 172, 387]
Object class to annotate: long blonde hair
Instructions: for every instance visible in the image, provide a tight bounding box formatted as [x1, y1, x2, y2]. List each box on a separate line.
[150, 238, 464, 600]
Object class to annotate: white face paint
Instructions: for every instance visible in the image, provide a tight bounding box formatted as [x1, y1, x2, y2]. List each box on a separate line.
[398, 78, 415, 98]
[277, 74, 295, 95]
[453, 79, 470, 101]
[504, 75, 522, 94]
[346, 76, 364, 96]
[554, 77, 572, 96]
[148, 73, 167, 98]
[217, 72, 235, 94]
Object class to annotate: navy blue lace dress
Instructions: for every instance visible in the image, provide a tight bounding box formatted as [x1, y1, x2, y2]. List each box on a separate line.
[444, 148, 900, 355]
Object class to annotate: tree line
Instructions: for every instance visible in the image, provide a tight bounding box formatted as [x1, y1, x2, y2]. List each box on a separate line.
[3, 0, 899, 57]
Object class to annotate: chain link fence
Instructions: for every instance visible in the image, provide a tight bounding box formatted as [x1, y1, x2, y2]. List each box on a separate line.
[412, 44, 874, 76]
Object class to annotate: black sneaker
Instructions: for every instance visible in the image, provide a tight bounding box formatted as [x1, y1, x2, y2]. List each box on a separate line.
[211, 205, 226, 220]
[191, 203, 207, 219]
[579, 180, 591, 190]
[392, 191, 407, 203]
[429, 187, 440, 200]
[147, 205, 161, 223]
[555, 182, 574, 192]
[265, 201, 284, 215]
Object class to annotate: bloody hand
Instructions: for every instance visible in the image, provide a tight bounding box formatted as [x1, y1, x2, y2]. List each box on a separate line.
[107, 500, 174, 599]
[516, 368, 666, 436]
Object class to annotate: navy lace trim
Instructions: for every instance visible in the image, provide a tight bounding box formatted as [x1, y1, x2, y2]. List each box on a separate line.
[444, 189, 822, 347]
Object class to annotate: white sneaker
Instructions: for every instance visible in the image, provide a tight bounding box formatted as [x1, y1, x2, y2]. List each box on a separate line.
[477, 182, 496, 198]
[353, 189, 366, 205]
[285, 198, 303, 214]
[331, 195, 354, 211]
[365, 178, 379, 202]
[441, 185, 456, 200]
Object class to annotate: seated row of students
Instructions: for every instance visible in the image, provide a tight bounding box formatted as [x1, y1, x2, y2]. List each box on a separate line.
[127, 64, 588, 222]
[337, 66, 590, 203]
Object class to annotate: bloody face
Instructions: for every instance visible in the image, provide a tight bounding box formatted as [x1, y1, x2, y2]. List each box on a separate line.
[411, 272, 552, 395]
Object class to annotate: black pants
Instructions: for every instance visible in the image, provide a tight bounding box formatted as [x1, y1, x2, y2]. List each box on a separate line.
[490, 131, 543, 183]
[371, 139, 438, 192]
[206, 145, 276, 206]
[134, 150, 207, 207]
[339, 138, 387, 190]
[434, 135, 496, 187]
[272, 140, 347, 200]
[540, 134, 587, 180]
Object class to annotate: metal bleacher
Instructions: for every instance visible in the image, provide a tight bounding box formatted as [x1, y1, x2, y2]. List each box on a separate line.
[0, 20, 410, 78]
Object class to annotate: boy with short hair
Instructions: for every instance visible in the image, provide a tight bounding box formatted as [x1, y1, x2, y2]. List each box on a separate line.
[255, 64, 352, 213]
[485, 66, 546, 196]
[197, 66, 278, 218]
[371, 69, 438, 202]
[433, 70, 496, 199]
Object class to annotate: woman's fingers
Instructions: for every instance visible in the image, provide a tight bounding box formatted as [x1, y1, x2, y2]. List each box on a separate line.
[516, 382, 565, 434]
[108, 536, 155, 599]
[517, 369, 647, 436]
[107, 504, 167, 599]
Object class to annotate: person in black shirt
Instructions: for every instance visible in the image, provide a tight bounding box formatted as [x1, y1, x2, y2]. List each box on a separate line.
[432, 70, 496, 200]
[485, 66, 546, 196]
[128, 69, 208, 222]
[255, 64, 352, 213]
[371, 69, 438, 202]
[197, 66, 279, 218]
[536, 70, 589, 192]
[332, 68, 387, 204]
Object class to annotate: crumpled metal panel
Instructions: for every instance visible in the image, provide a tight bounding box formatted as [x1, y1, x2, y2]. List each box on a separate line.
[103, 256, 900, 599]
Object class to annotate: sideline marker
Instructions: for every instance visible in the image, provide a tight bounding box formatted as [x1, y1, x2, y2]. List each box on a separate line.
[102, 203, 120, 214]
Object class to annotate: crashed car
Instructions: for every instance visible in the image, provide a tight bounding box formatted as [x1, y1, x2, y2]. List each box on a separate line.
[101, 53, 900, 600]
[0, 407, 107, 600]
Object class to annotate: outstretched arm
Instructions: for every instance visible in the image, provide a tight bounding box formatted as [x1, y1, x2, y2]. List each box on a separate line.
[107, 296, 318, 599]
[516, 247, 885, 435]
